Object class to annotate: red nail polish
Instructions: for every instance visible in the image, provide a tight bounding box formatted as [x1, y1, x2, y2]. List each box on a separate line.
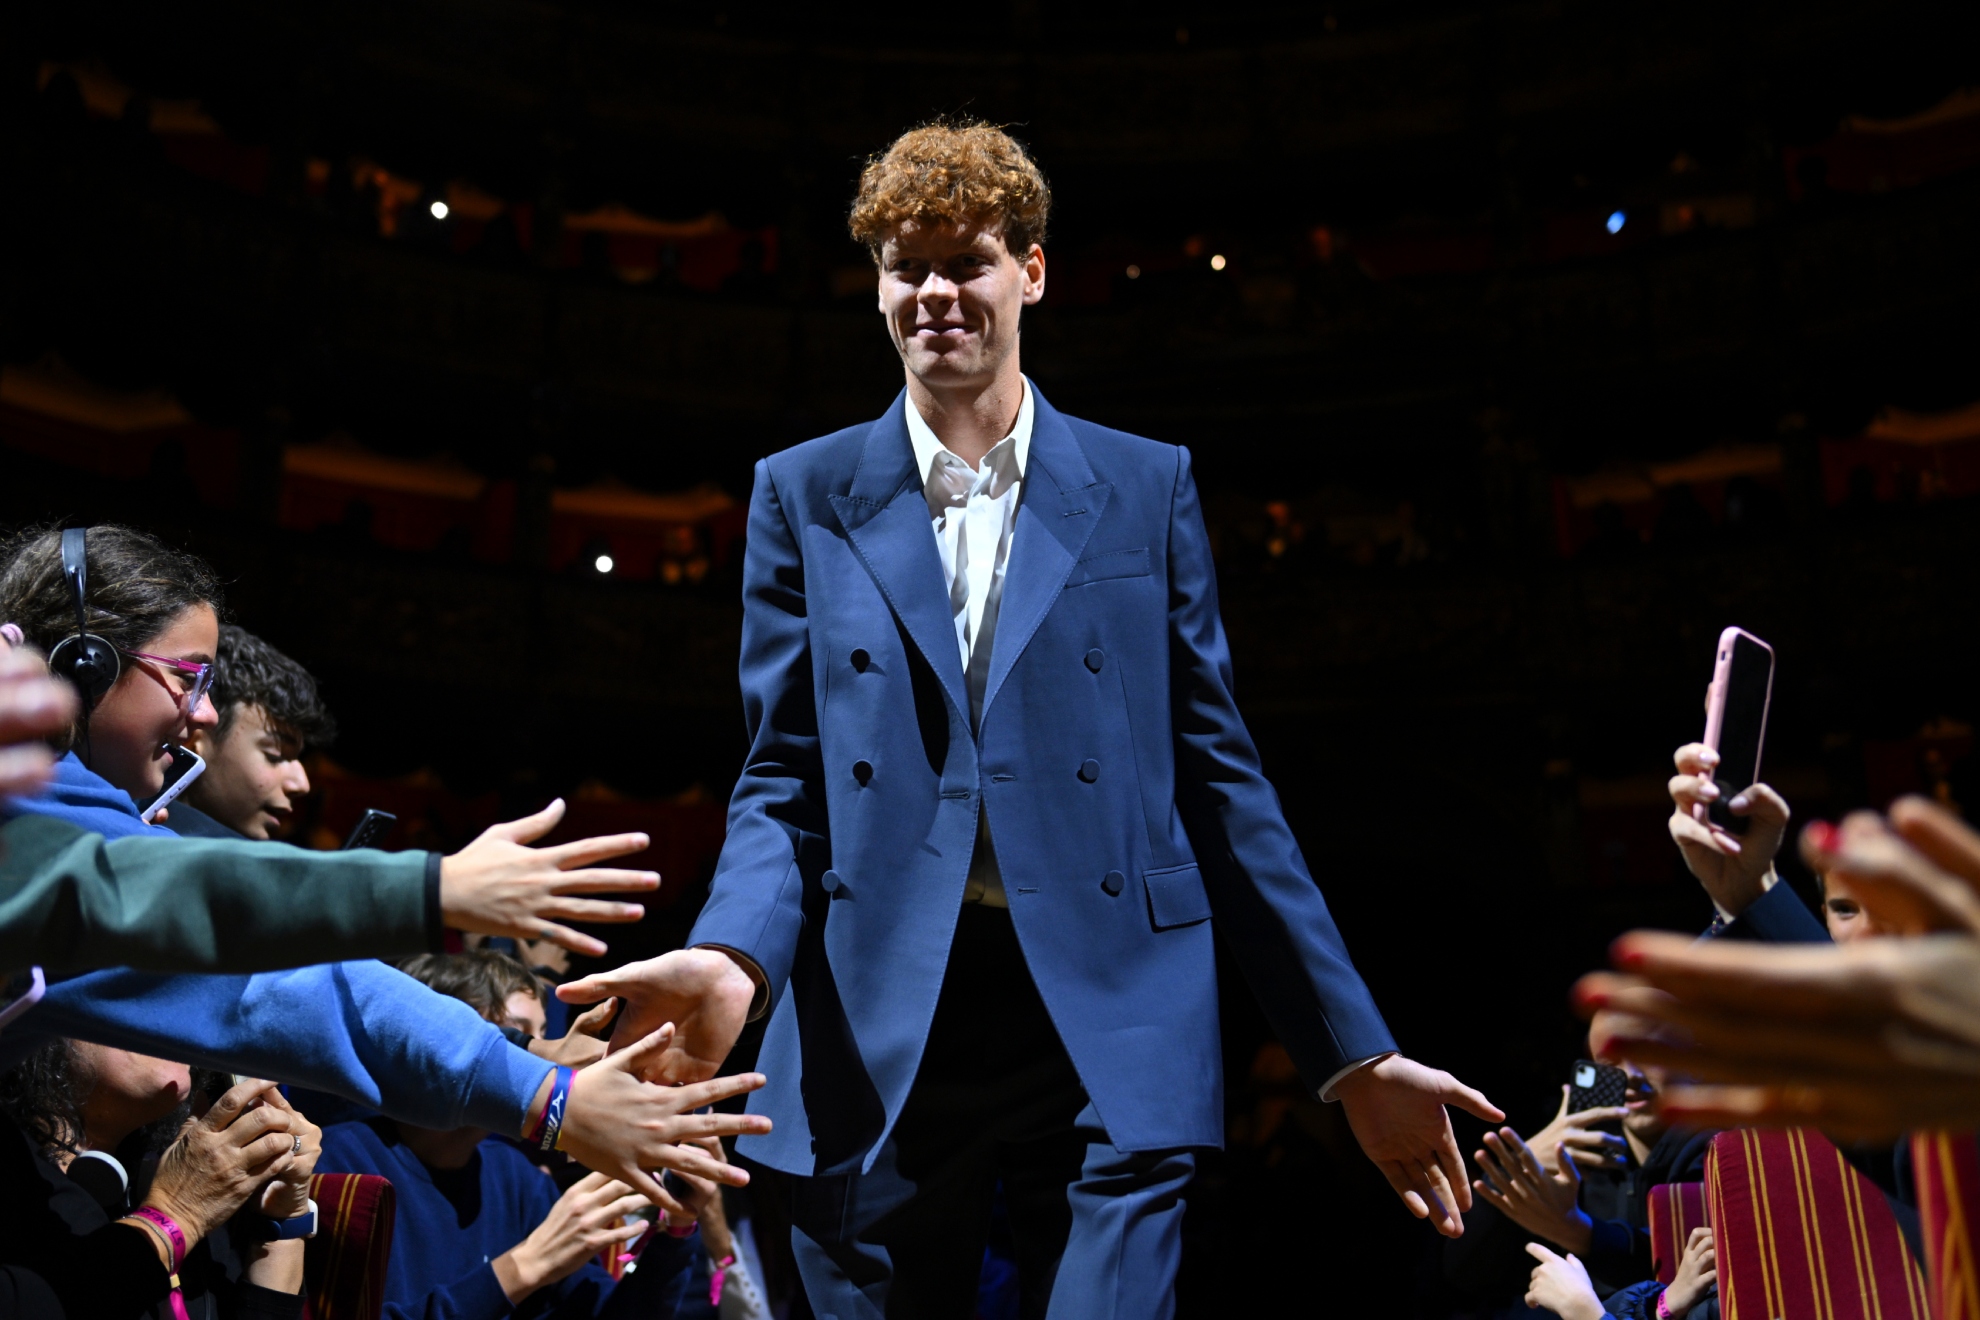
[1614, 946, 1644, 970]
[1805, 821, 1838, 854]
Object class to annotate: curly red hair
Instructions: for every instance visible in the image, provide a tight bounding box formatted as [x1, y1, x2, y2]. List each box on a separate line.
[849, 120, 1051, 258]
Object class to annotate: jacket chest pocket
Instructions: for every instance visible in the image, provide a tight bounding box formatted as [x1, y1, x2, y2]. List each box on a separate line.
[1065, 547, 1150, 587]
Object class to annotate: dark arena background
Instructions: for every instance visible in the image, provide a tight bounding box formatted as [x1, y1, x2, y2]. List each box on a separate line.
[3, 3, 1977, 1314]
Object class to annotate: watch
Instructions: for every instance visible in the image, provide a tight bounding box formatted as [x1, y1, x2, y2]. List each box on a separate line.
[269, 1199, 318, 1241]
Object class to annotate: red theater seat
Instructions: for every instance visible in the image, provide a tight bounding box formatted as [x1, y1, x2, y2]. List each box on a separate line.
[1707, 1129, 1929, 1319]
[302, 1172, 398, 1320]
[1911, 1130, 1980, 1320]
[1648, 1181, 1711, 1285]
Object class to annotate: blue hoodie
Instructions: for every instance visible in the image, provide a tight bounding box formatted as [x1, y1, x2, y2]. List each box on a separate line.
[1, 753, 553, 1134]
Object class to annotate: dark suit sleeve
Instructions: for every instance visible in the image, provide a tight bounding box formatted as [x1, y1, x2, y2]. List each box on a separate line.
[1, 814, 436, 977]
[685, 459, 820, 1007]
[1164, 446, 1397, 1089]
[1717, 880, 1829, 944]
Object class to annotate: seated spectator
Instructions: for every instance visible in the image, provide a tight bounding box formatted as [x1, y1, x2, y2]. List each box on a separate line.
[1524, 1226, 1717, 1320]
[2, 524, 766, 1220]
[176, 625, 336, 840]
[0, 1039, 314, 1319]
[1472, 1056, 1711, 1293]
[319, 951, 707, 1319]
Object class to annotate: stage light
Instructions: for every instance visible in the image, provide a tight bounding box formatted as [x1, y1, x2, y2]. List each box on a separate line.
[1210, 254, 1227, 271]
[1606, 210, 1625, 234]
[593, 554, 614, 574]
[1125, 264, 1141, 279]
[430, 200, 450, 220]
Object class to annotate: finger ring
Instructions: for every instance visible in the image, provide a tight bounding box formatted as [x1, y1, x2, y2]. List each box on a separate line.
[292, 1134, 303, 1156]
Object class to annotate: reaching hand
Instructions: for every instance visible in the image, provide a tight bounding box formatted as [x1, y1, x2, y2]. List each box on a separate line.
[1665, 1226, 1717, 1315]
[1667, 742, 1789, 917]
[1522, 1243, 1605, 1320]
[530, 999, 619, 1070]
[1472, 1129, 1595, 1253]
[552, 1024, 772, 1207]
[1333, 1054, 1503, 1238]
[492, 1171, 651, 1303]
[1803, 803, 1980, 937]
[439, 799, 660, 958]
[558, 947, 758, 1083]
[147, 1079, 298, 1244]
[0, 644, 77, 797]
[1579, 932, 1980, 1140]
[1523, 1085, 1628, 1174]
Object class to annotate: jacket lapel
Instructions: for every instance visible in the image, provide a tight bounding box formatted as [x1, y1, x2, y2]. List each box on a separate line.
[829, 395, 971, 722]
[980, 391, 1112, 723]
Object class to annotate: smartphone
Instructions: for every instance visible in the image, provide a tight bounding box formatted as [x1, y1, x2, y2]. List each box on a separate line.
[138, 745, 206, 825]
[342, 808, 399, 850]
[1697, 627, 1776, 834]
[1568, 1059, 1629, 1114]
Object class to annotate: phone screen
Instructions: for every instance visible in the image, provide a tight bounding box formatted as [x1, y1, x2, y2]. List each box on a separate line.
[1709, 632, 1774, 832]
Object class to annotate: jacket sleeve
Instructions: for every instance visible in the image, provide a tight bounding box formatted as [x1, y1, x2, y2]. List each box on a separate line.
[1719, 880, 1830, 944]
[1164, 446, 1398, 1089]
[0, 814, 437, 977]
[24, 961, 551, 1134]
[686, 459, 820, 1008]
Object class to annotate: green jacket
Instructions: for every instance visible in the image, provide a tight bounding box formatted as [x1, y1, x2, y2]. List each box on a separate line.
[0, 814, 438, 978]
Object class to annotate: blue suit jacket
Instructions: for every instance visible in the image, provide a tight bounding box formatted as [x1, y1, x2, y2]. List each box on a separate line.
[690, 388, 1396, 1175]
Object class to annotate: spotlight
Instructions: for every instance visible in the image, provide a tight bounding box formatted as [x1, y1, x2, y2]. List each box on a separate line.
[1209, 254, 1227, 271]
[1125, 264, 1141, 279]
[593, 554, 614, 574]
[430, 200, 450, 220]
[1605, 210, 1625, 234]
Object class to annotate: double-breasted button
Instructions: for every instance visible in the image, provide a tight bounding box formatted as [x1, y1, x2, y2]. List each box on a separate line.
[1101, 870, 1125, 897]
[850, 648, 870, 672]
[852, 759, 874, 785]
[821, 869, 843, 894]
[1085, 648, 1104, 673]
[1078, 759, 1100, 783]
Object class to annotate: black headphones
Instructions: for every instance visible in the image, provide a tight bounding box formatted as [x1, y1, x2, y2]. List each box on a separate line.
[47, 527, 121, 712]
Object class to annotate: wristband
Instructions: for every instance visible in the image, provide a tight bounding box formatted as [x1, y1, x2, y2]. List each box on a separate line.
[526, 1066, 574, 1153]
[710, 1253, 736, 1307]
[1657, 1287, 1674, 1320]
[126, 1207, 192, 1320]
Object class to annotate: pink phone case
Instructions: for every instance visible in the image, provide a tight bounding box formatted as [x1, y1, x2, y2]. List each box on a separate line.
[1694, 626, 1776, 824]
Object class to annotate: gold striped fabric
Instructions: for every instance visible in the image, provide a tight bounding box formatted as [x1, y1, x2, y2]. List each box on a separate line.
[303, 1172, 398, 1320]
[1708, 1129, 1929, 1320]
[1911, 1131, 1980, 1320]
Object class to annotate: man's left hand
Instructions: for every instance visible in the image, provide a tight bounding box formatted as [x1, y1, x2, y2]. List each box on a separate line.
[1333, 1054, 1503, 1238]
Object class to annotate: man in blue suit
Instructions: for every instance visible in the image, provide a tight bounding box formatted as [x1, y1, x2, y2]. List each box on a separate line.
[563, 121, 1500, 1318]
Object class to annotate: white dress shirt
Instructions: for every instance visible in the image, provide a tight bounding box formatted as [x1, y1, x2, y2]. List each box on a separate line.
[904, 378, 1035, 908]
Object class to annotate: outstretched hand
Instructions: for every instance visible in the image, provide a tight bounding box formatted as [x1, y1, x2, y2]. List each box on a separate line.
[558, 947, 758, 1084]
[554, 1023, 772, 1208]
[439, 799, 661, 958]
[1333, 1054, 1502, 1238]
[0, 643, 77, 798]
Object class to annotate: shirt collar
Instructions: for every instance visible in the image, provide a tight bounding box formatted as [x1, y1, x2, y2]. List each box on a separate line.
[905, 377, 1034, 489]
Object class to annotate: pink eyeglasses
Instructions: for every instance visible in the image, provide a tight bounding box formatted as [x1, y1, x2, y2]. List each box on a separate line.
[120, 650, 216, 714]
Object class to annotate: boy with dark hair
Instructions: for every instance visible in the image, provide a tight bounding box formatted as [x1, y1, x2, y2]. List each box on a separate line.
[179, 626, 335, 840]
[319, 951, 710, 1320]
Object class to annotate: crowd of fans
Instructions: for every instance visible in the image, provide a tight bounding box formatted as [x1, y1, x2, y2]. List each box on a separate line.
[2, 515, 1977, 1320]
[0, 522, 771, 1318]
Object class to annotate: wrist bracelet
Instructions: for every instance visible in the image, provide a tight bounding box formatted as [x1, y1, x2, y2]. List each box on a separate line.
[526, 1066, 574, 1153]
[127, 1206, 192, 1320]
[1657, 1287, 1675, 1319]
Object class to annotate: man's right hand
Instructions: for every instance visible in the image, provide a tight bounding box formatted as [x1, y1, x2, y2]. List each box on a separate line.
[1667, 742, 1789, 918]
[557, 947, 758, 1084]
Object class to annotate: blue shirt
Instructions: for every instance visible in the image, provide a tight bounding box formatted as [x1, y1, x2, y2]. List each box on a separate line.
[1, 750, 552, 1134]
[318, 1118, 702, 1320]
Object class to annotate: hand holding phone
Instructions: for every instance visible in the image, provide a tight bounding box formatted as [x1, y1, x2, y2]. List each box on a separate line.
[342, 809, 398, 850]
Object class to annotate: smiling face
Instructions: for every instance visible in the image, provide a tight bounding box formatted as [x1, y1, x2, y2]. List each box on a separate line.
[85, 603, 220, 803]
[877, 220, 1045, 399]
[186, 703, 311, 839]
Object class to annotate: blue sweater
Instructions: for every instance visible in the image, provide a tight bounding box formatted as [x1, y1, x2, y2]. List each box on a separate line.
[1, 753, 552, 1134]
[319, 1118, 701, 1320]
